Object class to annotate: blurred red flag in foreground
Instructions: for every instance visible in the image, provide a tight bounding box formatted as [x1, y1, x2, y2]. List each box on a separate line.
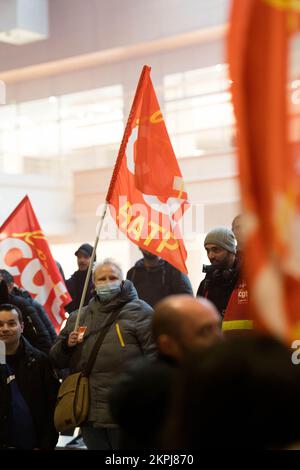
[228, 0, 300, 341]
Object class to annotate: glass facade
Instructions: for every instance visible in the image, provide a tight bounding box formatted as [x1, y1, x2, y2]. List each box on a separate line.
[0, 85, 124, 174]
[164, 64, 236, 158]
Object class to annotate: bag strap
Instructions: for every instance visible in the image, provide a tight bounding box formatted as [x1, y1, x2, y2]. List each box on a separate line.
[83, 304, 123, 377]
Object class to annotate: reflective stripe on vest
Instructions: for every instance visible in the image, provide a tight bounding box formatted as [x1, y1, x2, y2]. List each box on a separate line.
[115, 322, 125, 347]
[222, 320, 254, 331]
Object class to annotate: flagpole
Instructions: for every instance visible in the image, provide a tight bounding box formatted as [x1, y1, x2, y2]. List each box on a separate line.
[74, 201, 108, 331]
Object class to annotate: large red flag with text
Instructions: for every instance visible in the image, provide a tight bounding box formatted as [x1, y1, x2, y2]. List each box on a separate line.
[107, 65, 189, 273]
[228, 0, 300, 341]
[0, 196, 71, 331]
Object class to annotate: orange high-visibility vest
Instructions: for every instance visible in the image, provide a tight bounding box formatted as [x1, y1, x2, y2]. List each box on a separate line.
[222, 279, 253, 333]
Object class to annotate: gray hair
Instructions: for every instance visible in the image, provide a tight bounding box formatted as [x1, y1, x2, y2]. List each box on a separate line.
[92, 258, 124, 281]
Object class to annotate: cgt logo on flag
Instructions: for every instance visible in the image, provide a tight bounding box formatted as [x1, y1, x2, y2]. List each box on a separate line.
[0, 196, 71, 331]
[107, 65, 190, 274]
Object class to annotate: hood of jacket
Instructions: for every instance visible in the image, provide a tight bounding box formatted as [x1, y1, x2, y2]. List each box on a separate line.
[133, 258, 167, 273]
[70, 269, 91, 281]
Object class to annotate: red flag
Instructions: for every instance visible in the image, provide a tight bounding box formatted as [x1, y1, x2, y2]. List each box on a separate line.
[228, 0, 300, 341]
[0, 196, 71, 331]
[107, 66, 189, 273]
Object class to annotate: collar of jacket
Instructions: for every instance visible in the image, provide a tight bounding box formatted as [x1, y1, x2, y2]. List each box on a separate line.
[7, 336, 38, 368]
[135, 257, 168, 272]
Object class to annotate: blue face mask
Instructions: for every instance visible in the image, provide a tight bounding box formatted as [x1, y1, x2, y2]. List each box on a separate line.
[95, 281, 122, 302]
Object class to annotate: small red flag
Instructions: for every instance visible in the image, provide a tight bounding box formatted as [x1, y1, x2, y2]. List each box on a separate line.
[107, 66, 189, 273]
[0, 196, 71, 331]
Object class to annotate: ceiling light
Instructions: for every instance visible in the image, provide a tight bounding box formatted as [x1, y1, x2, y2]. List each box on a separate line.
[0, 0, 48, 45]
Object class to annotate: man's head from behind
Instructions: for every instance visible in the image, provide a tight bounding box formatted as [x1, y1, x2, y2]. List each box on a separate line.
[152, 295, 222, 363]
[140, 248, 159, 262]
[0, 303, 23, 354]
[0, 269, 14, 293]
[231, 214, 245, 251]
[75, 243, 94, 271]
[204, 227, 236, 269]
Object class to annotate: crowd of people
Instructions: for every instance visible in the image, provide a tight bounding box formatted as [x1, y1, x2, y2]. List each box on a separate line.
[1, 216, 300, 450]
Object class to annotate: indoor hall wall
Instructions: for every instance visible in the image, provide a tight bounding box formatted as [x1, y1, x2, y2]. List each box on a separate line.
[0, 173, 73, 236]
[5, 39, 225, 103]
[0, 22, 238, 289]
[0, 0, 230, 72]
[5, 37, 238, 289]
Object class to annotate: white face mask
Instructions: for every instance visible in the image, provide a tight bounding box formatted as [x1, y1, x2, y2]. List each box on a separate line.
[95, 281, 122, 302]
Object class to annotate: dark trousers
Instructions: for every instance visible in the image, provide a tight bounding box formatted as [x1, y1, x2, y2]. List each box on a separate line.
[81, 425, 120, 450]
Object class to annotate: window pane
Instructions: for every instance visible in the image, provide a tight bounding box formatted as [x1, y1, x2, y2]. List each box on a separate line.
[0, 85, 124, 174]
[164, 65, 235, 158]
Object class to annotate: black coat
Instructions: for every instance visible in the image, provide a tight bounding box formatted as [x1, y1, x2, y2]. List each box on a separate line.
[0, 364, 9, 446]
[109, 355, 177, 449]
[197, 262, 239, 317]
[0, 337, 59, 449]
[127, 259, 193, 307]
[65, 270, 94, 313]
[12, 287, 57, 344]
[0, 281, 53, 354]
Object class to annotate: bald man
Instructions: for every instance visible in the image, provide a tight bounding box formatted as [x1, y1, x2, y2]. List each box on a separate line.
[231, 214, 245, 261]
[109, 295, 222, 449]
[152, 295, 222, 362]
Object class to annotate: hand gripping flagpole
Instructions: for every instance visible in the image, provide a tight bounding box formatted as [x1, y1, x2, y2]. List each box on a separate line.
[74, 201, 108, 331]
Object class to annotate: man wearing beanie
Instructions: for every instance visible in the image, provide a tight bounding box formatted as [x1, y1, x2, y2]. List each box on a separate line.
[197, 227, 238, 317]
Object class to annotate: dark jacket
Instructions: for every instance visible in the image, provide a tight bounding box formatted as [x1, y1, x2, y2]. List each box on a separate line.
[0, 281, 53, 354]
[197, 261, 239, 317]
[65, 270, 94, 313]
[0, 337, 59, 449]
[127, 259, 193, 307]
[0, 364, 9, 447]
[12, 287, 57, 344]
[109, 355, 177, 449]
[50, 280, 156, 428]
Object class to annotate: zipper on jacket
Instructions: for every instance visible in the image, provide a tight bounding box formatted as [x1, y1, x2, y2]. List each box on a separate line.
[115, 323, 125, 348]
